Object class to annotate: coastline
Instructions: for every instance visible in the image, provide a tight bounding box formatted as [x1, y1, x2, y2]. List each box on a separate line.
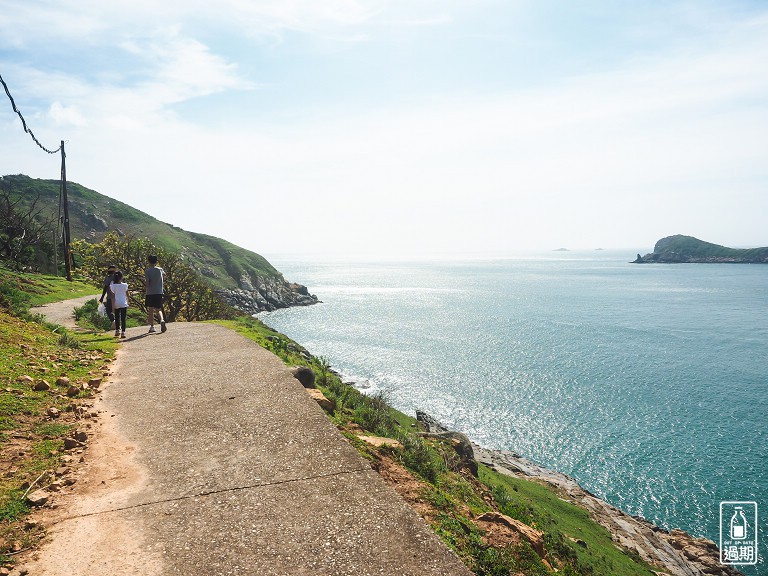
[255, 305, 752, 576]
[471, 444, 740, 576]
[339, 373, 742, 576]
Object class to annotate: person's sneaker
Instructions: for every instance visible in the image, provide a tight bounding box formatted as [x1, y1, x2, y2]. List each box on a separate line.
[160, 321, 167, 333]
[114, 329, 120, 337]
[148, 326, 157, 334]
[121, 332, 126, 339]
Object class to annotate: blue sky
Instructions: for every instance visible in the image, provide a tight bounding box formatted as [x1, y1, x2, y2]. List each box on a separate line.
[1, 1, 767, 258]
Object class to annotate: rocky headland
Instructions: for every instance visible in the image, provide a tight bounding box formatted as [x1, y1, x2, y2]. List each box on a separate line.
[633, 235, 768, 264]
[416, 412, 742, 576]
[216, 271, 319, 313]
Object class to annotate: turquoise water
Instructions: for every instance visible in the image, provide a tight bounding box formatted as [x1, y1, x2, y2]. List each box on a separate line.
[261, 252, 767, 573]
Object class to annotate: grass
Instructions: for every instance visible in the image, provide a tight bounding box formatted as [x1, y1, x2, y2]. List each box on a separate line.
[480, 467, 658, 576]
[0, 267, 98, 308]
[216, 315, 660, 576]
[0, 266, 117, 567]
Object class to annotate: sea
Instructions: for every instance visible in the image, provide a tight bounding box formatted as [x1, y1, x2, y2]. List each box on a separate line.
[259, 251, 767, 575]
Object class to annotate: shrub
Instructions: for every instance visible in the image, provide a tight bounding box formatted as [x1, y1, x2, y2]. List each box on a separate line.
[492, 484, 536, 526]
[352, 392, 397, 436]
[73, 298, 112, 331]
[396, 432, 447, 484]
[0, 183, 56, 273]
[316, 356, 331, 386]
[57, 331, 82, 349]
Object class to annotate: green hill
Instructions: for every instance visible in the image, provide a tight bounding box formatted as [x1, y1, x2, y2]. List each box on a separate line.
[1, 174, 317, 311]
[633, 235, 768, 263]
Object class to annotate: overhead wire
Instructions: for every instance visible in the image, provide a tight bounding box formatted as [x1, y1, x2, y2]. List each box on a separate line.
[0, 72, 62, 154]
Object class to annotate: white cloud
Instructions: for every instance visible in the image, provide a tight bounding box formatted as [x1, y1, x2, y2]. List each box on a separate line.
[48, 102, 85, 127]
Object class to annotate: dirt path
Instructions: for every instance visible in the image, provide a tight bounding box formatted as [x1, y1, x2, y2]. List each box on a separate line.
[20, 303, 471, 576]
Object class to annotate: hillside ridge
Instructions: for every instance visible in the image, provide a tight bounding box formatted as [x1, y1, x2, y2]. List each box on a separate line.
[1, 174, 318, 312]
[632, 234, 768, 263]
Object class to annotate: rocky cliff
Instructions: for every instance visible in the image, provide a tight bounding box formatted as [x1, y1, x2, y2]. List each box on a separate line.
[633, 235, 768, 263]
[216, 271, 319, 313]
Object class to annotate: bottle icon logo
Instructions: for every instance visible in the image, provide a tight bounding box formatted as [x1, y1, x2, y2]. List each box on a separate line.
[720, 501, 758, 566]
[730, 506, 747, 540]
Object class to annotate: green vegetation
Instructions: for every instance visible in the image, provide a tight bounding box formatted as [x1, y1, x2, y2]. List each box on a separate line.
[1, 174, 280, 288]
[73, 298, 114, 332]
[217, 316, 659, 576]
[74, 233, 236, 322]
[480, 469, 657, 576]
[0, 266, 117, 567]
[0, 267, 97, 309]
[640, 234, 768, 263]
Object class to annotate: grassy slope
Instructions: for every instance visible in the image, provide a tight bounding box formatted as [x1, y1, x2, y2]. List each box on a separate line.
[0, 268, 117, 568]
[216, 317, 659, 576]
[2, 174, 279, 289]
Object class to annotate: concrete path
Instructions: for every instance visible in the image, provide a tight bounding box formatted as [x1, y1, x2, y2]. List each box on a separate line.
[30, 295, 98, 330]
[26, 302, 472, 575]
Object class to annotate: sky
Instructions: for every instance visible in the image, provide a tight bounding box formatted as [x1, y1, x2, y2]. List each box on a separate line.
[1, 1, 767, 259]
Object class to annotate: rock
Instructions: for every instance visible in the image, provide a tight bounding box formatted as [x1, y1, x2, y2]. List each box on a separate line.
[55, 376, 71, 387]
[74, 430, 88, 443]
[415, 412, 478, 476]
[87, 377, 103, 389]
[306, 388, 334, 412]
[46, 407, 61, 419]
[17, 375, 34, 384]
[682, 546, 699, 561]
[63, 438, 81, 450]
[292, 366, 316, 388]
[33, 380, 51, 391]
[357, 435, 403, 449]
[416, 410, 450, 433]
[26, 490, 51, 507]
[214, 274, 319, 314]
[66, 385, 81, 397]
[477, 512, 546, 558]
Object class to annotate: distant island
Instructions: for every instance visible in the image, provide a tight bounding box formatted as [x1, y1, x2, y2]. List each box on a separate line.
[632, 235, 768, 263]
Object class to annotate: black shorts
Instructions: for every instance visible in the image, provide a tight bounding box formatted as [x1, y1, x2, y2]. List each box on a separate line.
[145, 294, 163, 308]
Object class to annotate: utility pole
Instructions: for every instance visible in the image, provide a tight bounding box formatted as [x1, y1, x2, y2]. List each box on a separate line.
[60, 140, 72, 281]
[1, 74, 72, 278]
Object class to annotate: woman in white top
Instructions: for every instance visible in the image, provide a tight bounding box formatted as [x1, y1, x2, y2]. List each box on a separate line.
[109, 270, 129, 339]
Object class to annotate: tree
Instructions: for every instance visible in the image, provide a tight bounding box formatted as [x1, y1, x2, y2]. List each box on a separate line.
[0, 179, 56, 272]
[73, 233, 236, 322]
